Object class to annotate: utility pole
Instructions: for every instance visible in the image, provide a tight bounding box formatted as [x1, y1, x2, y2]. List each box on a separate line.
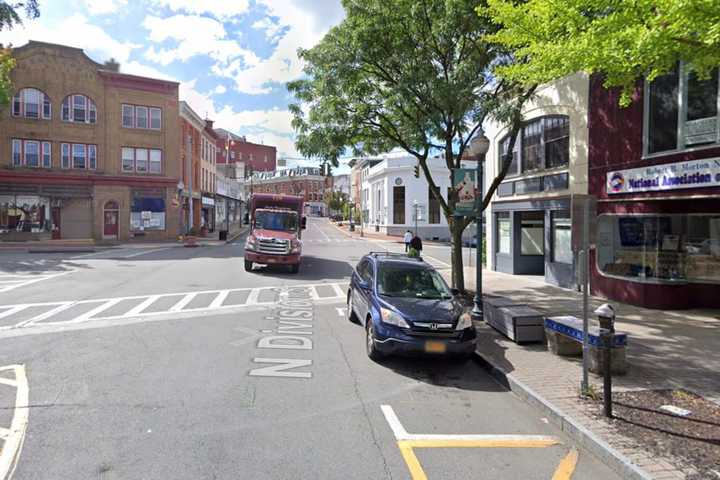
[186, 134, 193, 233]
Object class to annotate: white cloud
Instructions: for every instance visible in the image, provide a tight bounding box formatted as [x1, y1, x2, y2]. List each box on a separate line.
[0, 13, 140, 64]
[142, 14, 259, 67]
[213, 84, 227, 94]
[251, 17, 284, 42]
[148, 0, 250, 19]
[217, 0, 345, 95]
[83, 0, 128, 15]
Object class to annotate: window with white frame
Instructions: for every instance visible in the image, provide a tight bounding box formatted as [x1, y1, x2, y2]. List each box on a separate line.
[61, 94, 97, 124]
[61, 143, 70, 169]
[12, 88, 51, 119]
[72, 143, 86, 169]
[121, 104, 162, 130]
[499, 115, 570, 177]
[11, 139, 53, 168]
[121, 147, 162, 174]
[645, 65, 720, 155]
[57, 143, 95, 170]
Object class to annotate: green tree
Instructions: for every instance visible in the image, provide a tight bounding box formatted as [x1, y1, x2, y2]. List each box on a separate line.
[288, 0, 534, 290]
[325, 190, 348, 215]
[0, 1, 40, 107]
[484, 0, 720, 105]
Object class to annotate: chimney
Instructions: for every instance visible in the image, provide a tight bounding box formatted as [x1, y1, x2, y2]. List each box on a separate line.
[104, 58, 120, 72]
[205, 119, 214, 130]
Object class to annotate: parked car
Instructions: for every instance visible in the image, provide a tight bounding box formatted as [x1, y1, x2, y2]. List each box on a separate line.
[347, 252, 476, 361]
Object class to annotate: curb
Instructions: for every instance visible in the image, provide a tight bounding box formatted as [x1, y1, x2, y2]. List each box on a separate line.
[472, 351, 653, 480]
[226, 226, 250, 244]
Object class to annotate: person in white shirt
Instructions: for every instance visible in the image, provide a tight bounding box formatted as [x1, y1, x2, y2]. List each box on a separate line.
[403, 230, 413, 252]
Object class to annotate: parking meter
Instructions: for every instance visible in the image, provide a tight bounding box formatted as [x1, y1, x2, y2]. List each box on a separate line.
[594, 303, 616, 417]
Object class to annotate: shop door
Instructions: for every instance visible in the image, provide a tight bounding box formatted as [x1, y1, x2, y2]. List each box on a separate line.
[103, 201, 119, 239]
[51, 207, 61, 239]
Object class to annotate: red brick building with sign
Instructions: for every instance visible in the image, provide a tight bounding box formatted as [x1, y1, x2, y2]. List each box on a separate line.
[214, 128, 276, 173]
[588, 70, 720, 309]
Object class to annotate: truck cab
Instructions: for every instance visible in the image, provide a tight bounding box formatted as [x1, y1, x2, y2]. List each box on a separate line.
[244, 194, 306, 274]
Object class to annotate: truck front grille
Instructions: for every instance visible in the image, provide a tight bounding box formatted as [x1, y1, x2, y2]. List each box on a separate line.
[257, 238, 290, 255]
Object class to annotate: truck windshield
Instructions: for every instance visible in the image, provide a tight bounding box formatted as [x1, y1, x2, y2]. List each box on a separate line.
[255, 210, 298, 232]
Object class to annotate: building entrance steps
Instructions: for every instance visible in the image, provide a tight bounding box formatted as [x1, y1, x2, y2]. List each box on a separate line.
[453, 266, 720, 479]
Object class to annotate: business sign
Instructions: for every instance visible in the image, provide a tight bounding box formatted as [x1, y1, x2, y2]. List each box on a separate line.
[607, 157, 720, 194]
[452, 168, 478, 216]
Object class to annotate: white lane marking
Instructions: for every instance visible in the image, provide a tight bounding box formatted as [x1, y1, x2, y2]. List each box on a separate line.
[169, 293, 197, 312]
[0, 306, 29, 321]
[0, 426, 9, 440]
[68, 299, 124, 324]
[209, 290, 230, 309]
[0, 282, 349, 329]
[70, 250, 108, 259]
[0, 269, 75, 293]
[0, 377, 18, 388]
[0, 365, 29, 480]
[122, 247, 173, 259]
[124, 295, 160, 317]
[381, 404, 559, 443]
[313, 222, 331, 242]
[245, 288, 260, 306]
[336, 307, 346, 317]
[17, 302, 76, 327]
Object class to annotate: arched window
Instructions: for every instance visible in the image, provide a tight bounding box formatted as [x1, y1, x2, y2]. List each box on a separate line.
[104, 200, 119, 210]
[12, 88, 51, 119]
[61, 94, 97, 124]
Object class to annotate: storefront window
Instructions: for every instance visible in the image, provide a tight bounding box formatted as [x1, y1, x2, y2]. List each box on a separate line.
[0, 195, 52, 237]
[130, 196, 166, 231]
[520, 211, 544, 255]
[497, 212, 510, 254]
[597, 214, 720, 283]
[552, 211, 572, 264]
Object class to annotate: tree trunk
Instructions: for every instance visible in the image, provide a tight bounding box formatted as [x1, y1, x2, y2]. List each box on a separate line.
[449, 218, 465, 291]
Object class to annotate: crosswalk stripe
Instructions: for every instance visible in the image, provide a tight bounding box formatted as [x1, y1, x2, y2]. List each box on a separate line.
[17, 302, 75, 327]
[170, 293, 197, 312]
[124, 296, 160, 317]
[245, 289, 260, 306]
[209, 290, 230, 309]
[69, 298, 124, 324]
[0, 306, 28, 320]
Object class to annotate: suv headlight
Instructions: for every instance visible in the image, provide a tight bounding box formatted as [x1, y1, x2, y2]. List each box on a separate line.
[245, 235, 257, 251]
[456, 311, 473, 330]
[380, 307, 410, 328]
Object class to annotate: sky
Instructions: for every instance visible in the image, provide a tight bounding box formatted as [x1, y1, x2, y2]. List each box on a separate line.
[0, 0, 349, 171]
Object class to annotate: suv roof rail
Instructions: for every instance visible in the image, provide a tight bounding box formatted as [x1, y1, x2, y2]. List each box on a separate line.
[368, 252, 424, 261]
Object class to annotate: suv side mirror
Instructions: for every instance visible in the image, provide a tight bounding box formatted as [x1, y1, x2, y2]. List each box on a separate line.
[451, 288, 460, 296]
[301, 217, 307, 229]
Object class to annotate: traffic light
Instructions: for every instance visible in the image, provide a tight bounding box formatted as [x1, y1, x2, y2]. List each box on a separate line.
[413, 164, 419, 178]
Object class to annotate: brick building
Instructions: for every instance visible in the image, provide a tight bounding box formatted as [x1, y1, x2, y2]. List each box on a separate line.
[250, 167, 331, 216]
[178, 101, 203, 232]
[215, 128, 276, 172]
[0, 41, 180, 242]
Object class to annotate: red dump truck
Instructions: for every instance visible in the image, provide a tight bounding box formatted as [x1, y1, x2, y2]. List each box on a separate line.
[244, 194, 306, 273]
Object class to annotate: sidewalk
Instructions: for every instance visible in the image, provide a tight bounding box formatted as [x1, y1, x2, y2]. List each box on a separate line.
[0, 226, 249, 253]
[463, 267, 720, 480]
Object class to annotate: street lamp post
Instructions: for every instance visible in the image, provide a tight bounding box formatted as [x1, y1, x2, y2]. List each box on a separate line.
[413, 200, 418, 236]
[467, 130, 490, 321]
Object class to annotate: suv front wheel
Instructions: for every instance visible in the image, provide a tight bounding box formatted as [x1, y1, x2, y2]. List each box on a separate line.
[366, 320, 383, 361]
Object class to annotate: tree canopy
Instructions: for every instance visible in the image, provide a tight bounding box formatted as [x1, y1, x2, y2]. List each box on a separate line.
[288, 0, 534, 289]
[0, 1, 40, 107]
[484, 0, 720, 105]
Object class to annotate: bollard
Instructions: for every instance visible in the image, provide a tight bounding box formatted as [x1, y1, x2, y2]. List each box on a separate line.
[594, 303, 616, 418]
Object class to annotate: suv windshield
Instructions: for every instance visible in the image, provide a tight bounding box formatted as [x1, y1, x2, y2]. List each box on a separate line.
[255, 210, 298, 232]
[377, 264, 452, 299]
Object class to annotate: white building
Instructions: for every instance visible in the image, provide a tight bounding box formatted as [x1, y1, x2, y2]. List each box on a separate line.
[483, 72, 590, 288]
[332, 174, 350, 197]
[359, 154, 471, 240]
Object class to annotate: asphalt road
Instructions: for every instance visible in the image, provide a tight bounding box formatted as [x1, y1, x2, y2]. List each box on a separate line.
[0, 218, 621, 480]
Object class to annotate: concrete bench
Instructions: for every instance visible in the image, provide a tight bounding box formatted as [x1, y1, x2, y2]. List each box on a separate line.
[544, 316, 628, 374]
[483, 296, 544, 343]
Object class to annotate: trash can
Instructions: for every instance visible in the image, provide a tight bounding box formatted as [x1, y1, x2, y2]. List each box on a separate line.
[219, 230, 228, 241]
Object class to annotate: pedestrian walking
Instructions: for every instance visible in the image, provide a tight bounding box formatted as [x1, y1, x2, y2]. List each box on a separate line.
[403, 230, 412, 252]
[409, 235, 423, 257]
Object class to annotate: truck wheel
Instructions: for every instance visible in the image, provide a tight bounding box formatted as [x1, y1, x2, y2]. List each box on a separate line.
[290, 263, 300, 274]
[244, 260, 253, 272]
[366, 321, 384, 362]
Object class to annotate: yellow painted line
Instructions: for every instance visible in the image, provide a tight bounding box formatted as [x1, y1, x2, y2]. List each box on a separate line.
[398, 443, 428, 480]
[400, 438, 560, 449]
[552, 448, 579, 480]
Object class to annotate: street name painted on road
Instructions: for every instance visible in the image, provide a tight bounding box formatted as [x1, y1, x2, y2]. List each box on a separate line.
[250, 286, 315, 379]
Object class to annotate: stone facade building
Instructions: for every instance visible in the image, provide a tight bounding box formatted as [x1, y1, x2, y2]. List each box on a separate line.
[0, 41, 180, 242]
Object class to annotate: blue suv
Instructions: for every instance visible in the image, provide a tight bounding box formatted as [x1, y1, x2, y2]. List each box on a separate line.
[347, 252, 476, 361]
